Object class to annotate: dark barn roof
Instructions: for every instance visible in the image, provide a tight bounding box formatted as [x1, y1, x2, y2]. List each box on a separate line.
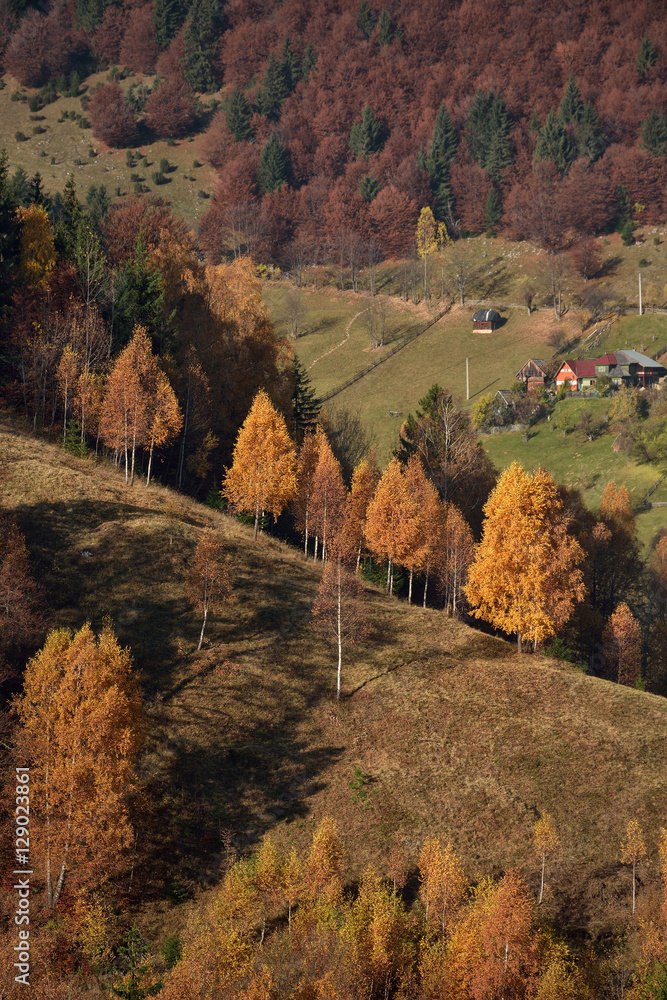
[472, 309, 501, 323]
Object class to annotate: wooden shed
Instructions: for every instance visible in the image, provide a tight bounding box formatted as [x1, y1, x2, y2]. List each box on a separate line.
[515, 359, 550, 391]
[472, 308, 502, 332]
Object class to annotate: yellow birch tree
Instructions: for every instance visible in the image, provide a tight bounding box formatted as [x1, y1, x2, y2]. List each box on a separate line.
[533, 813, 560, 904]
[621, 818, 647, 915]
[223, 389, 297, 539]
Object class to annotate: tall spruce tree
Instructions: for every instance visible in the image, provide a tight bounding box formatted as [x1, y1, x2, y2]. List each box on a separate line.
[636, 31, 658, 78]
[280, 35, 301, 92]
[153, 0, 189, 48]
[641, 108, 667, 157]
[291, 356, 320, 440]
[226, 84, 254, 142]
[426, 103, 457, 215]
[466, 90, 512, 180]
[0, 150, 20, 318]
[535, 109, 574, 173]
[301, 42, 317, 81]
[349, 105, 386, 159]
[484, 187, 502, 235]
[577, 101, 605, 162]
[377, 8, 399, 46]
[257, 133, 290, 193]
[183, 0, 225, 93]
[75, 0, 111, 31]
[559, 74, 583, 124]
[256, 52, 289, 120]
[356, 0, 377, 39]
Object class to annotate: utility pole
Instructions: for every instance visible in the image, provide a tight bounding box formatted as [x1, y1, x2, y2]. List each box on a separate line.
[639, 271, 643, 316]
[466, 357, 469, 400]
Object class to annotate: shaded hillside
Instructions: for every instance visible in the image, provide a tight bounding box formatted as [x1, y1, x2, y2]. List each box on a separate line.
[2, 410, 667, 946]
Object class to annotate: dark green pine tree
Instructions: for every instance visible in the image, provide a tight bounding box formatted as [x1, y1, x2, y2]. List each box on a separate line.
[29, 171, 47, 207]
[559, 74, 583, 124]
[85, 183, 110, 229]
[280, 35, 301, 92]
[291, 356, 320, 441]
[153, 0, 188, 49]
[484, 187, 502, 235]
[378, 8, 400, 47]
[226, 84, 254, 142]
[115, 233, 167, 348]
[53, 174, 82, 260]
[256, 52, 290, 121]
[183, 0, 225, 94]
[641, 108, 667, 157]
[75, 0, 112, 32]
[359, 174, 380, 202]
[529, 109, 540, 133]
[301, 42, 317, 81]
[466, 90, 512, 179]
[535, 109, 574, 173]
[0, 150, 21, 319]
[356, 0, 377, 39]
[426, 103, 457, 218]
[257, 133, 290, 193]
[576, 101, 605, 162]
[636, 31, 658, 78]
[349, 105, 386, 159]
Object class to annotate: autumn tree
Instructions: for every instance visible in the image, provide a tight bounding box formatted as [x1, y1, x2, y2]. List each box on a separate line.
[311, 556, 368, 699]
[291, 430, 322, 556]
[88, 82, 139, 148]
[14, 623, 144, 907]
[144, 76, 199, 139]
[309, 434, 347, 562]
[602, 602, 642, 686]
[403, 454, 441, 604]
[305, 816, 344, 901]
[438, 502, 475, 615]
[17, 204, 56, 288]
[365, 457, 420, 594]
[419, 838, 467, 934]
[188, 529, 233, 650]
[223, 389, 297, 539]
[99, 325, 161, 485]
[465, 462, 586, 651]
[146, 372, 183, 486]
[415, 206, 449, 301]
[341, 454, 380, 573]
[621, 818, 647, 915]
[533, 814, 560, 904]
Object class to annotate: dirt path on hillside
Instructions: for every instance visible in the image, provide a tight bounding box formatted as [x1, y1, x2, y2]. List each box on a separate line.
[309, 309, 366, 369]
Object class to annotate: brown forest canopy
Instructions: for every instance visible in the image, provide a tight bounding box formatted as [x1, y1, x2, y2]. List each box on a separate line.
[3, 0, 667, 257]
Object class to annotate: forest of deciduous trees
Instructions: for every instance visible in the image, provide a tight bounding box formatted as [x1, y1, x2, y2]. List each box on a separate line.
[2, 0, 667, 263]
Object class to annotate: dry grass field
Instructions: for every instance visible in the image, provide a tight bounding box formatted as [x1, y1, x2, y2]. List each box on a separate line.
[3, 410, 667, 947]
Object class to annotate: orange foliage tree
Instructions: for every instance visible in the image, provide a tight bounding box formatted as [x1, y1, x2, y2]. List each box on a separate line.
[602, 602, 642, 686]
[14, 623, 144, 908]
[291, 430, 322, 556]
[465, 462, 586, 652]
[99, 326, 157, 484]
[223, 389, 297, 539]
[309, 433, 347, 562]
[341, 453, 380, 574]
[146, 371, 183, 486]
[365, 457, 420, 594]
[438, 502, 476, 616]
[418, 837, 467, 934]
[188, 529, 233, 650]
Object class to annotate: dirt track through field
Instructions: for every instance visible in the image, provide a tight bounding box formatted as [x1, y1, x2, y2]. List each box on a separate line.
[308, 309, 366, 369]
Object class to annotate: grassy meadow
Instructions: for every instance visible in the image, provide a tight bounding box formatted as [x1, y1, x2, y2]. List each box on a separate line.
[0, 71, 217, 223]
[3, 410, 667, 945]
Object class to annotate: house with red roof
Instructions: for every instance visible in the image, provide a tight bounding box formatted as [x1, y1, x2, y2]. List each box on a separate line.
[554, 350, 666, 391]
[554, 359, 597, 391]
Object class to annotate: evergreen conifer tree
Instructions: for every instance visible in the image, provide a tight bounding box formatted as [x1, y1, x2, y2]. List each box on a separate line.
[359, 175, 381, 202]
[153, 0, 188, 48]
[183, 0, 224, 94]
[559, 74, 583, 124]
[636, 31, 658, 78]
[0, 150, 20, 317]
[226, 84, 254, 142]
[377, 8, 399, 46]
[115, 233, 167, 347]
[257, 133, 290, 193]
[356, 0, 377, 39]
[349, 105, 386, 159]
[466, 90, 512, 179]
[535, 109, 574, 173]
[75, 0, 111, 32]
[280, 35, 301, 92]
[425, 104, 458, 218]
[641, 108, 667, 157]
[484, 188, 502, 235]
[577, 101, 605, 162]
[301, 42, 317, 81]
[256, 52, 289, 120]
[291, 357, 320, 440]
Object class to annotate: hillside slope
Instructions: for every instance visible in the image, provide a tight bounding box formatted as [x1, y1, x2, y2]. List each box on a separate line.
[2, 411, 667, 944]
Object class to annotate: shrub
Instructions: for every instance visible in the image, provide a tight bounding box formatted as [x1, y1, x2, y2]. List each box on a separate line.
[50, 156, 56, 165]
[197, 189, 209, 198]
[114, 186, 121, 196]
[15, 131, 28, 142]
[39, 80, 58, 104]
[0, 80, 5, 90]
[32, 125, 46, 134]
[152, 171, 169, 185]
[192, 158, 201, 168]
[78, 118, 90, 129]
[620, 220, 635, 246]
[38, 150, 47, 157]
[28, 95, 40, 112]
[639, 258, 651, 268]
[159, 157, 170, 174]
[74, 157, 83, 165]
